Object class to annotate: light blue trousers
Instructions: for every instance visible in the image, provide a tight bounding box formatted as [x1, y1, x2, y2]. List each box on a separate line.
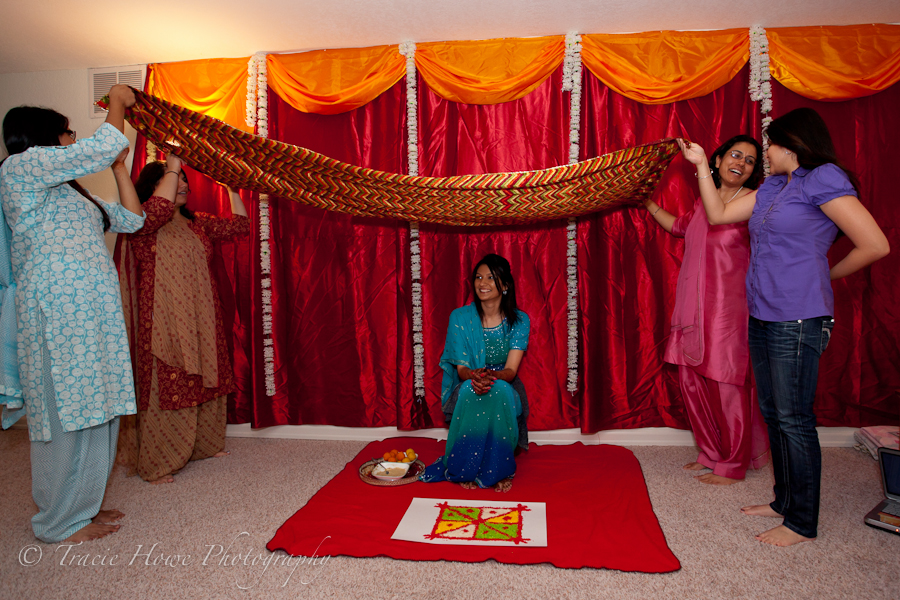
[30, 333, 118, 543]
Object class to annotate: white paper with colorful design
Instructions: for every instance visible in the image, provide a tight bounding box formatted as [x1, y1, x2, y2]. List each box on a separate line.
[391, 498, 547, 547]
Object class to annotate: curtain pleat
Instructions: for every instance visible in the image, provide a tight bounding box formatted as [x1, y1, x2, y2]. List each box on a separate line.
[415, 36, 564, 104]
[768, 24, 900, 100]
[266, 46, 406, 115]
[147, 59, 252, 132]
[581, 29, 748, 104]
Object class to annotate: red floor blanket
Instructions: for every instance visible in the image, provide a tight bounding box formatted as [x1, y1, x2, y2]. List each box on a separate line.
[268, 438, 680, 572]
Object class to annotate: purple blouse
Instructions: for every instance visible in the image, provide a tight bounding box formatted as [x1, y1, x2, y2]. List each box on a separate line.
[746, 163, 856, 321]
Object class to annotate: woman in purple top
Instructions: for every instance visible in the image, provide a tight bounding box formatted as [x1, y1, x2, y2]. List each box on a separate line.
[644, 135, 768, 486]
[679, 108, 889, 547]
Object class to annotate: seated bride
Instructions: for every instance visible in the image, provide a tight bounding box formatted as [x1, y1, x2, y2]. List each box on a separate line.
[420, 254, 530, 493]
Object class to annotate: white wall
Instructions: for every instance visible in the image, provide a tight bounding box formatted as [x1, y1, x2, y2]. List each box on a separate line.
[0, 68, 140, 249]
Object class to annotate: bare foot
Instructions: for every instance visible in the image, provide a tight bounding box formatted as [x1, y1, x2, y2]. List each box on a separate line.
[493, 478, 513, 493]
[683, 462, 707, 471]
[741, 504, 782, 517]
[756, 525, 815, 547]
[149, 475, 175, 485]
[63, 523, 120, 542]
[460, 481, 478, 490]
[92, 509, 124, 524]
[213, 450, 230, 458]
[695, 473, 741, 486]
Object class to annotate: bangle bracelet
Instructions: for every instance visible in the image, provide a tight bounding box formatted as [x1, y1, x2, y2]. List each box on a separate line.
[165, 170, 180, 176]
[651, 205, 662, 216]
[695, 171, 712, 180]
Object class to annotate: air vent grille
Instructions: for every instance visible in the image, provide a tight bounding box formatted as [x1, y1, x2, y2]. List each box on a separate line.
[88, 65, 146, 118]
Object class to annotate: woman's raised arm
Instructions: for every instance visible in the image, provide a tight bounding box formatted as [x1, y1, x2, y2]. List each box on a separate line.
[153, 154, 182, 203]
[110, 148, 143, 217]
[104, 84, 135, 135]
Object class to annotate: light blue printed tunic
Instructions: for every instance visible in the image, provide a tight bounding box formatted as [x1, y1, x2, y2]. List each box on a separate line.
[0, 123, 145, 441]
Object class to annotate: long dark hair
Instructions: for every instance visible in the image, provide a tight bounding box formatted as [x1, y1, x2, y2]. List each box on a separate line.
[765, 107, 860, 193]
[471, 253, 519, 329]
[708, 134, 764, 190]
[134, 160, 195, 220]
[2, 106, 111, 231]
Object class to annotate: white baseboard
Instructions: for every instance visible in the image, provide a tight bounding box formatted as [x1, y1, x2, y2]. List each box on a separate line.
[7, 416, 858, 447]
[225, 423, 859, 448]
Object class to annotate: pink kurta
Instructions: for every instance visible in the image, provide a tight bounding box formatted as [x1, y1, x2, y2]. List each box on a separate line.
[663, 197, 767, 478]
[664, 198, 751, 384]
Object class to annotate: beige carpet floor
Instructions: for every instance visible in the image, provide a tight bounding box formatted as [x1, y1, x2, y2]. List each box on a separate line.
[1, 430, 897, 600]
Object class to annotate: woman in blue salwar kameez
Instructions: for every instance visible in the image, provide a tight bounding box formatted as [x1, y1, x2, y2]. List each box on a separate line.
[0, 85, 145, 543]
[421, 254, 529, 492]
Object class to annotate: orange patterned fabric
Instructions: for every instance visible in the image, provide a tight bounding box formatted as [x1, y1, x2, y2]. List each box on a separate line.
[767, 24, 900, 100]
[126, 90, 679, 226]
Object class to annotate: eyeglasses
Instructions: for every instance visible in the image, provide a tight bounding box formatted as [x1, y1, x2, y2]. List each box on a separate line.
[728, 150, 756, 166]
[65, 130, 76, 141]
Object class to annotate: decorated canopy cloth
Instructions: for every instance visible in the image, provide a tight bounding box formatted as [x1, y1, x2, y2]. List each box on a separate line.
[124, 90, 679, 227]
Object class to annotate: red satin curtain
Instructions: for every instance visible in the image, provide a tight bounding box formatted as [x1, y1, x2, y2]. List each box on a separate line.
[211, 61, 897, 432]
[769, 80, 900, 426]
[577, 64, 756, 432]
[253, 69, 578, 430]
[249, 83, 415, 428]
[418, 67, 578, 430]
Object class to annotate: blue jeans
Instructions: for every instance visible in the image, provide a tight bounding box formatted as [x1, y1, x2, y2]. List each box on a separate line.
[748, 316, 834, 539]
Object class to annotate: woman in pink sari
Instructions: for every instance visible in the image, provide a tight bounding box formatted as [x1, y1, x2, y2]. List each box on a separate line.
[643, 135, 769, 485]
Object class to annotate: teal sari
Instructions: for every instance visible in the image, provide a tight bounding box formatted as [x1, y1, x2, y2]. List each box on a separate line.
[421, 304, 529, 487]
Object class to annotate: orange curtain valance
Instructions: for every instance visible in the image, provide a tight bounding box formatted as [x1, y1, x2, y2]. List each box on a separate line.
[145, 25, 900, 121]
[415, 36, 564, 104]
[147, 58, 251, 132]
[768, 24, 900, 101]
[581, 29, 748, 104]
[266, 46, 406, 115]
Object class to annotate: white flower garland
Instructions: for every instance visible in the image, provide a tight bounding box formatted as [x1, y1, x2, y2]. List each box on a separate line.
[399, 41, 418, 176]
[249, 53, 276, 396]
[749, 26, 773, 175]
[562, 33, 582, 393]
[399, 41, 426, 400]
[562, 33, 583, 164]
